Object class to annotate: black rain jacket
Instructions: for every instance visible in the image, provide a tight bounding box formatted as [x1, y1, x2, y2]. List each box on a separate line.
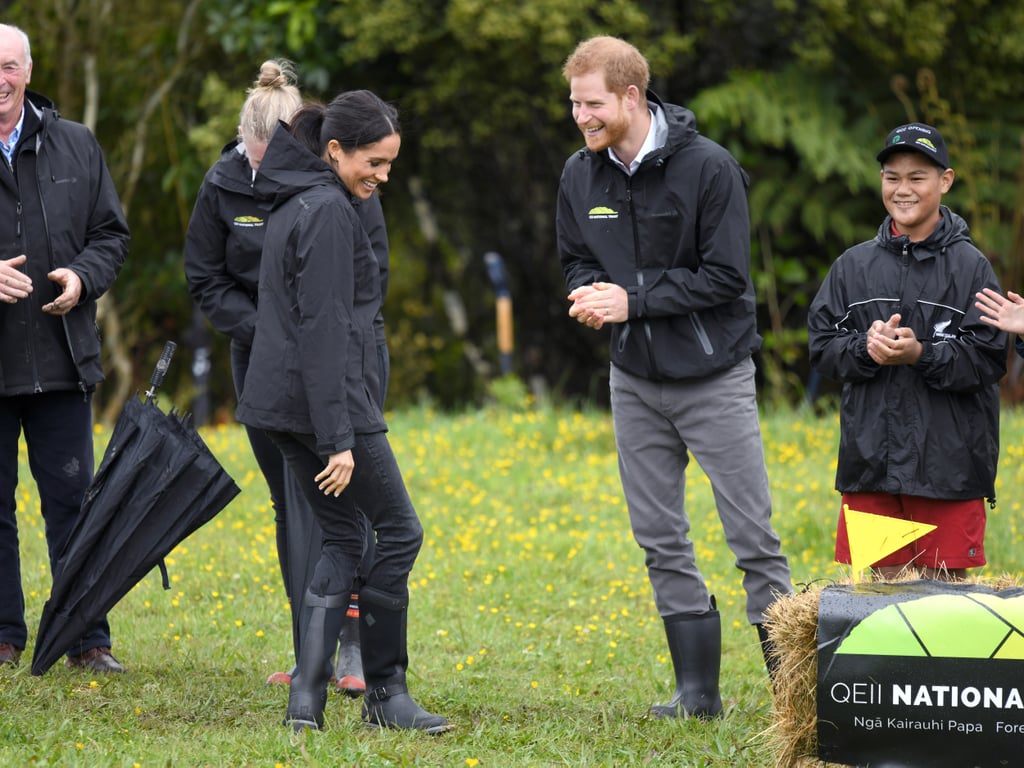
[184, 139, 390, 350]
[0, 90, 129, 395]
[808, 207, 1005, 500]
[557, 92, 761, 382]
[235, 125, 385, 455]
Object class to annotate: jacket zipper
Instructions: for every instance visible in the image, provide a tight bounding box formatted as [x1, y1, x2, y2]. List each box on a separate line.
[688, 314, 714, 355]
[625, 182, 659, 376]
[33, 131, 82, 394]
[14, 174, 42, 392]
[900, 240, 909, 287]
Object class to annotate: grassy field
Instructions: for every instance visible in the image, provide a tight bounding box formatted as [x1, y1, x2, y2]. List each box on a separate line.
[2, 401, 1022, 767]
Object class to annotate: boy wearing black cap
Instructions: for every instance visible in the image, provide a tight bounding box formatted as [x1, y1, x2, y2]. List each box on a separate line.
[808, 122, 1007, 581]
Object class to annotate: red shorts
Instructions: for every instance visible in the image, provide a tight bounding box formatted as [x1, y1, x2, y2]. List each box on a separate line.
[834, 492, 987, 569]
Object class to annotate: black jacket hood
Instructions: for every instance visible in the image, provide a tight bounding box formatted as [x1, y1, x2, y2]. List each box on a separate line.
[202, 139, 255, 197]
[253, 122, 341, 211]
[876, 205, 974, 254]
[24, 89, 56, 112]
[639, 90, 698, 159]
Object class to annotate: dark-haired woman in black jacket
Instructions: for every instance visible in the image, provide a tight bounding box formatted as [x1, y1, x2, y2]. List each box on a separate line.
[237, 91, 449, 735]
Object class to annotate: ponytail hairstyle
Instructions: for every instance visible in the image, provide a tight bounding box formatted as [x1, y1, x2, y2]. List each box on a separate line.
[238, 59, 303, 145]
[288, 102, 328, 156]
[289, 89, 399, 160]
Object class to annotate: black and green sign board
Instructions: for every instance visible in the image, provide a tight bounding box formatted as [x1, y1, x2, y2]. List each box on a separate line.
[817, 580, 1024, 767]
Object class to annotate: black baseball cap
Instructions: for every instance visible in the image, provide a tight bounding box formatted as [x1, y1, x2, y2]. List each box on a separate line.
[876, 122, 950, 169]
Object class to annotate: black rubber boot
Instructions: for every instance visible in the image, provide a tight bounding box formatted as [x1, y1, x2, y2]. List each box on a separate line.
[756, 623, 780, 687]
[284, 590, 347, 731]
[359, 586, 452, 734]
[334, 593, 365, 697]
[650, 600, 723, 720]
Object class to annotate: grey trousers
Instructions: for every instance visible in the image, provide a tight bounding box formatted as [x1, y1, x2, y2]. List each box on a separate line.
[609, 358, 792, 623]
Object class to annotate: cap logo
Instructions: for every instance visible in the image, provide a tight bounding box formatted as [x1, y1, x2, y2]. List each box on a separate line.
[878, 123, 948, 168]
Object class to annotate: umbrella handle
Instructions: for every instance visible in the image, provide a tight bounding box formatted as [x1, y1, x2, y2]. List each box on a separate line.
[145, 341, 177, 403]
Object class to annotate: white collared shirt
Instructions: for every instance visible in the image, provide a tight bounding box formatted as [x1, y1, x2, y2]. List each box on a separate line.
[609, 104, 667, 175]
[1, 107, 25, 165]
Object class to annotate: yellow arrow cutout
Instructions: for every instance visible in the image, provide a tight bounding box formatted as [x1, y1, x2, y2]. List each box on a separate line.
[844, 505, 937, 581]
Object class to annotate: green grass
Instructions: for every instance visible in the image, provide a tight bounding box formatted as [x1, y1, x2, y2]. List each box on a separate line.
[3, 403, 1023, 767]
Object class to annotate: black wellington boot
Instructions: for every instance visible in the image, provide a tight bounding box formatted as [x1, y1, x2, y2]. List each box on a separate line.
[650, 600, 723, 720]
[359, 586, 452, 734]
[284, 590, 347, 731]
[756, 623, 780, 688]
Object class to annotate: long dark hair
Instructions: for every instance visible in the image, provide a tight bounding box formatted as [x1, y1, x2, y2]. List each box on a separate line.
[289, 90, 399, 158]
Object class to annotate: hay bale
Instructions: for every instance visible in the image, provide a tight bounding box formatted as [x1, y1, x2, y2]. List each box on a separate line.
[762, 582, 826, 767]
[759, 572, 1023, 768]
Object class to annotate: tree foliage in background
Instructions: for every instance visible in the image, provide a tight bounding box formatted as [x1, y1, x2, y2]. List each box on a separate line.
[6, 0, 1024, 419]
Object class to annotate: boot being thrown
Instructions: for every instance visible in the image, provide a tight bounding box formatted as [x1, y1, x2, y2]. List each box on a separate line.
[650, 598, 723, 720]
[359, 586, 452, 734]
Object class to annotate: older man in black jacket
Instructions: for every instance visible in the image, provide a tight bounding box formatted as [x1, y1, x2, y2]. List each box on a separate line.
[0, 24, 129, 672]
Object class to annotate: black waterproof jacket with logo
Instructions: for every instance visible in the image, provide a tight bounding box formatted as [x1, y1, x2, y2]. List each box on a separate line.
[808, 207, 1005, 500]
[235, 125, 385, 456]
[0, 90, 129, 395]
[557, 91, 761, 382]
[184, 139, 391, 351]
[183, 140, 267, 347]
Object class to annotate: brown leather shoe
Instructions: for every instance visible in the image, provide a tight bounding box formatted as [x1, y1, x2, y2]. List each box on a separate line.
[0, 642, 22, 666]
[66, 646, 125, 673]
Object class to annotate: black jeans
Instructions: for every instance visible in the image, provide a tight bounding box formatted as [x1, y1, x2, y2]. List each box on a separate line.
[233, 341, 379, 594]
[266, 430, 423, 599]
[0, 390, 112, 653]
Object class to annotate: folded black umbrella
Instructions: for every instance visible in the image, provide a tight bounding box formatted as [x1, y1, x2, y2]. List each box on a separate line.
[31, 342, 241, 676]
